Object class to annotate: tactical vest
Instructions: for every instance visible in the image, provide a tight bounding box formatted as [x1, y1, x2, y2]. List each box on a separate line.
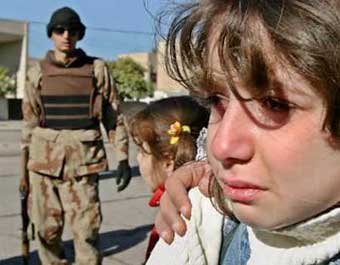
[40, 55, 99, 130]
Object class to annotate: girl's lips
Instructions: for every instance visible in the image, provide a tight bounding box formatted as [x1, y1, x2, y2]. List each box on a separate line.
[222, 178, 266, 203]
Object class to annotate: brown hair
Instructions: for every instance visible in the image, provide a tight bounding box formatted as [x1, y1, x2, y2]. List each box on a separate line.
[164, 0, 340, 137]
[129, 96, 209, 188]
[163, 0, 340, 214]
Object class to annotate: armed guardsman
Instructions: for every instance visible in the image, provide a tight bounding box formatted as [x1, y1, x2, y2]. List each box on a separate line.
[20, 7, 132, 265]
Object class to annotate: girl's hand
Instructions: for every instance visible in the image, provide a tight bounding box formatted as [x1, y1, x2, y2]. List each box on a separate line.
[155, 160, 212, 244]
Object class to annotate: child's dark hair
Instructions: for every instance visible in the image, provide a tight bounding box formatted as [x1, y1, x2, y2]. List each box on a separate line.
[129, 96, 209, 187]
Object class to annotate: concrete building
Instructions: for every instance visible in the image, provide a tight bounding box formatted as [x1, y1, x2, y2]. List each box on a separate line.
[0, 19, 28, 120]
[119, 42, 187, 96]
[0, 18, 28, 99]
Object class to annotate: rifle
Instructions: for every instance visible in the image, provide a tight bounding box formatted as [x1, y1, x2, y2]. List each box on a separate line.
[19, 148, 30, 265]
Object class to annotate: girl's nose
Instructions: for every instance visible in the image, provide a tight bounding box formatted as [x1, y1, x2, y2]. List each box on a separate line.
[210, 98, 255, 167]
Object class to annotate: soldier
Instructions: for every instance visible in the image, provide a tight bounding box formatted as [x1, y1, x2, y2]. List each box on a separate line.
[20, 6, 132, 265]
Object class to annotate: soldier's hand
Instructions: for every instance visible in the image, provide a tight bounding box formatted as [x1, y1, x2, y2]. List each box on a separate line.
[20, 148, 30, 195]
[19, 177, 29, 195]
[155, 160, 212, 244]
[116, 159, 132, 192]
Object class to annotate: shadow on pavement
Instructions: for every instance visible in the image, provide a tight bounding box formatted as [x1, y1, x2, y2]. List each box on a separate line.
[0, 250, 39, 265]
[100, 223, 153, 257]
[0, 223, 153, 265]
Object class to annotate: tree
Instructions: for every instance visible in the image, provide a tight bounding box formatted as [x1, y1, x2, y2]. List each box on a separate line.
[0, 66, 16, 97]
[107, 57, 154, 100]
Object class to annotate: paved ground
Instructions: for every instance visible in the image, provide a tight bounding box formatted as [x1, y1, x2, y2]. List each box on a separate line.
[0, 121, 157, 265]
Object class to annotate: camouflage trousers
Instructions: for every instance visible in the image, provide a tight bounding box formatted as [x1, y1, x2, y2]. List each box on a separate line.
[29, 172, 102, 265]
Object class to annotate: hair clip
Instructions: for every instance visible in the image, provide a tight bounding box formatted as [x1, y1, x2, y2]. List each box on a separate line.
[167, 121, 191, 145]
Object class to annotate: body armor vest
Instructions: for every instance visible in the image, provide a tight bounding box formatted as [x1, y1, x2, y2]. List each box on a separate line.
[40, 54, 99, 130]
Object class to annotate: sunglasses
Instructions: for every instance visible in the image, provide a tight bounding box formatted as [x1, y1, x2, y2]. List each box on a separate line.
[52, 27, 80, 37]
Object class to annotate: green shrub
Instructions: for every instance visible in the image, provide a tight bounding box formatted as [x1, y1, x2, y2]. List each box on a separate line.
[107, 57, 154, 100]
[0, 66, 16, 97]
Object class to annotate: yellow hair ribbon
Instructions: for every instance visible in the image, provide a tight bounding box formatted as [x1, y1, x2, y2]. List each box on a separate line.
[182, 125, 191, 133]
[167, 121, 191, 145]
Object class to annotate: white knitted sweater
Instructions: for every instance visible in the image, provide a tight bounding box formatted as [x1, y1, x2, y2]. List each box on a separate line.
[147, 188, 223, 265]
[147, 187, 340, 265]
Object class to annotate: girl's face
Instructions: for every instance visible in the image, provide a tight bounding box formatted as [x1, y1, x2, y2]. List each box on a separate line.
[207, 61, 340, 230]
[137, 142, 157, 190]
[136, 142, 173, 191]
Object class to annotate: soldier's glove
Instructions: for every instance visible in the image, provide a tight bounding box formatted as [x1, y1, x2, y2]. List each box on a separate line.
[19, 148, 29, 196]
[116, 159, 132, 192]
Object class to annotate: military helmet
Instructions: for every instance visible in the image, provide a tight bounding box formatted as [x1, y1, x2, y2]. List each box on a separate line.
[47, 7, 86, 40]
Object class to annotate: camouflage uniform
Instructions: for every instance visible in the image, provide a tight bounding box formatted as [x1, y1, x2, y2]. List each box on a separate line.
[21, 49, 128, 265]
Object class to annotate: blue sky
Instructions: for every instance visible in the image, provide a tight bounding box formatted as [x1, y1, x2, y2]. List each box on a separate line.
[0, 0, 172, 60]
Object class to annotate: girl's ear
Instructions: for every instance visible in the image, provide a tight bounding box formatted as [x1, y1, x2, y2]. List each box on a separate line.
[162, 159, 175, 178]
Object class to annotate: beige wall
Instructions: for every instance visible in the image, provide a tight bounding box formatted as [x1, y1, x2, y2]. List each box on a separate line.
[156, 40, 186, 94]
[0, 41, 22, 72]
[17, 22, 28, 99]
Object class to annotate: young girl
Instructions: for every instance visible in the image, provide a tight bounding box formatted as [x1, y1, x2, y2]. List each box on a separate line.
[147, 0, 340, 264]
[129, 96, 209, 262]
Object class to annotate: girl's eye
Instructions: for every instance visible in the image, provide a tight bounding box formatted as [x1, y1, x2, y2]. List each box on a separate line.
[206, 94, 229, 116]
[252, 96, 295, 127]
[200, 94, 230, 123]
[260, 96, 292, 113]
[137, 146, 148, 155]
[137, 146, 144, 154]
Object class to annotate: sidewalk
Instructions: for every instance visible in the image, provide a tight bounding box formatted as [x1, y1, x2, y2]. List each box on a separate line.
[0, 120, 22, 130]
